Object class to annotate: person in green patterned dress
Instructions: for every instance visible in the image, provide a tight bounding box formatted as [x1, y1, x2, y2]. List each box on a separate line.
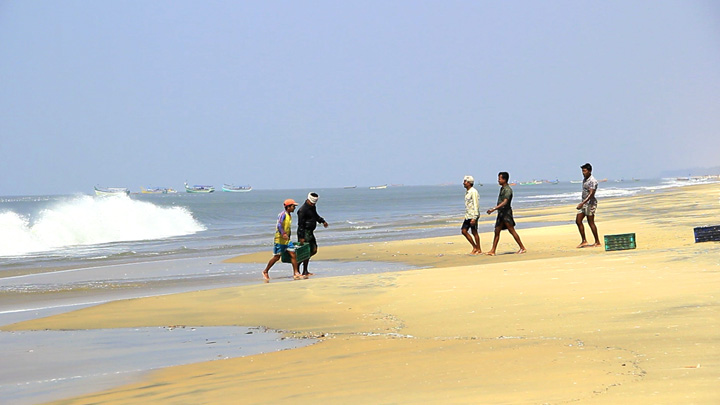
[486, 172, 527, 255]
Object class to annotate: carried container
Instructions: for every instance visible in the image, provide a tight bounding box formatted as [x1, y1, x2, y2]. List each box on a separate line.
[281, 243, 311, 263]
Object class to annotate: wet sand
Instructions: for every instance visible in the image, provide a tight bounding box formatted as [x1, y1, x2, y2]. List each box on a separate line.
[3, 183, 719, 403]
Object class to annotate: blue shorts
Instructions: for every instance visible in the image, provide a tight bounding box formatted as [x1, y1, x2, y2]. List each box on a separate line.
[273, 241, 295, 255]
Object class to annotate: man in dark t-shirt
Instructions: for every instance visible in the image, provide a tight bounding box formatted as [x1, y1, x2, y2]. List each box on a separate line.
[486, 172, 526, 255]
[297, 192, 329, 276]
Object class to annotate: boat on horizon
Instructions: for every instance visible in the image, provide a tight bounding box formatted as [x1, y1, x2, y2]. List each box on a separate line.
[222, 184, 252, 192]
[369, 184, 388, 190]
[94, 186, 130, 197]
[184, 182, 215, 193]
[343, 185, 357, 189]
[141, 187, 177, 194]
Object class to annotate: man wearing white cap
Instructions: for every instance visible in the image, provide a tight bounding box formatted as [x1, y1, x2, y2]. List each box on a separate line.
[462, 175, 482, 255]
[297, 192, 329, 276]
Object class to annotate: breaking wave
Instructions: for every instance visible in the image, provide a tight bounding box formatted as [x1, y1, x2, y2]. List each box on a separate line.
[0, 195, 205, 257]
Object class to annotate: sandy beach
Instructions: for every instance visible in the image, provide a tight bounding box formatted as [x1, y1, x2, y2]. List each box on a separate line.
[3, 183, 719, 404]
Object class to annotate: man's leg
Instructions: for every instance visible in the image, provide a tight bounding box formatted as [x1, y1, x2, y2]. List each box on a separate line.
[576, 212, 588, 248]
[262, 255, 280, 280]
[462, 228, 479, 253]
[471, 229, 481, 254]
[587, 215, 600, 246]
[302, 240, 317, 276]
[289, 251, 302, 278]
[506, 224, 527, 253]
[486, 226, 501, 255]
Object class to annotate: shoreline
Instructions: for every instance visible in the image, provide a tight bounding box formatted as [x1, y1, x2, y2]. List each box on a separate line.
[2, 183, 719, 403]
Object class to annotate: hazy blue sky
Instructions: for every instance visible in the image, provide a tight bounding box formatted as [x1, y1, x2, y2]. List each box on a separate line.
[1, 1, 719, 195]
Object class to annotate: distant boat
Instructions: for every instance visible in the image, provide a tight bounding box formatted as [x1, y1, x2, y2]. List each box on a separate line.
[184, 182, 215, 193]
[141, 187, 176, 194]
[570, 180, 582, 184]
[369, 184, 387, 190]
[94, 186, 130, 196]
[343, 185, 357, 189]
[598, 178, 608, 183]
[222, 184, 252, 192]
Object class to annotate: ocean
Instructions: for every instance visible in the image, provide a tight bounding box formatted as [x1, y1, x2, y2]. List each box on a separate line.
[0, 177, 716, 404]
[1, 178, 701, 269]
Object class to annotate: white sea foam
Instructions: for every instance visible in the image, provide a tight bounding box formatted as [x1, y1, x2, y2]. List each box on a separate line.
[0, 196, 205, 257]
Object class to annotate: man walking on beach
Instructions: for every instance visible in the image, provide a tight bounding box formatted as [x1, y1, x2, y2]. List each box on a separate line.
[262, 199, 302, 281]
[462, 175, 481, 254]
[297, 192, 329, 276]
[486, 172, 526, 255]
[576, 163, 601, 248]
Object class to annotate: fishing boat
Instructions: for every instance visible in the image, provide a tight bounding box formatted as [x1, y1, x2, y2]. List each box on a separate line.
[141, 187, 176, 194]
[570, 180, 582, 184]
[222, 184, 252, 192]
[184, 182, 215, 193]
[94, 186, 130, 196]
[369, 184, 387, 190]
[343, 185, 357, 189]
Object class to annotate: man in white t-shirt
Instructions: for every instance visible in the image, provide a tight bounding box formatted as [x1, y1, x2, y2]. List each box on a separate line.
[462, 175, 481, 255]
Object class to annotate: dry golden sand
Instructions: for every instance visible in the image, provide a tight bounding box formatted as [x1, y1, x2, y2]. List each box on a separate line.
[4, 184, 720, 404]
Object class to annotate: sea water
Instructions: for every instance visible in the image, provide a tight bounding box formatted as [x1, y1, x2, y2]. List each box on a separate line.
[1, 178, 702, 269]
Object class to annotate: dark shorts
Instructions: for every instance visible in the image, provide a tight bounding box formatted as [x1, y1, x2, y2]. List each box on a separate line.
[495, 209, 516, 230]
[461, 218, 478, 232]
[297, 229, 318, 251]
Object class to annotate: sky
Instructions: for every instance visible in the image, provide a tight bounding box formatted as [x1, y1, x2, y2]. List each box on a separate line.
[1, 1, 719, 195]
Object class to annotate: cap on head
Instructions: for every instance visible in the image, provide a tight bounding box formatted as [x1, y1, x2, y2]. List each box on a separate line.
[284, 199, 298, 207]
[463, 175, 474, 184]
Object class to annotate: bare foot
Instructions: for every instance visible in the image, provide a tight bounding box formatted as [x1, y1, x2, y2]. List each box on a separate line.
[576, 242, 589, 248]
[293, 274, 304, 280]
[591, 242, 602, 247]
[485, 252, 496, 256]
[472, 249, 482, 255]
[516, 248, 527, 254]
[262, 271, 269, 281]
[302, 272, 314, 276]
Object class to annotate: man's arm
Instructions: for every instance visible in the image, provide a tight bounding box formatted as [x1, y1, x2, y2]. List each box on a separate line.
[277, 212, 288, 238]
[312, 205, 327, 227]
[471, 191, 480, 222]
[487, 198, 508, 214]
[577, 188, 596, 209]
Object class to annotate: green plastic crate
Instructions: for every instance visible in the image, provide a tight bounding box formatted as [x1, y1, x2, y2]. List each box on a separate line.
[604, 233, 636, 251]
[281, 243, 311, 263]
